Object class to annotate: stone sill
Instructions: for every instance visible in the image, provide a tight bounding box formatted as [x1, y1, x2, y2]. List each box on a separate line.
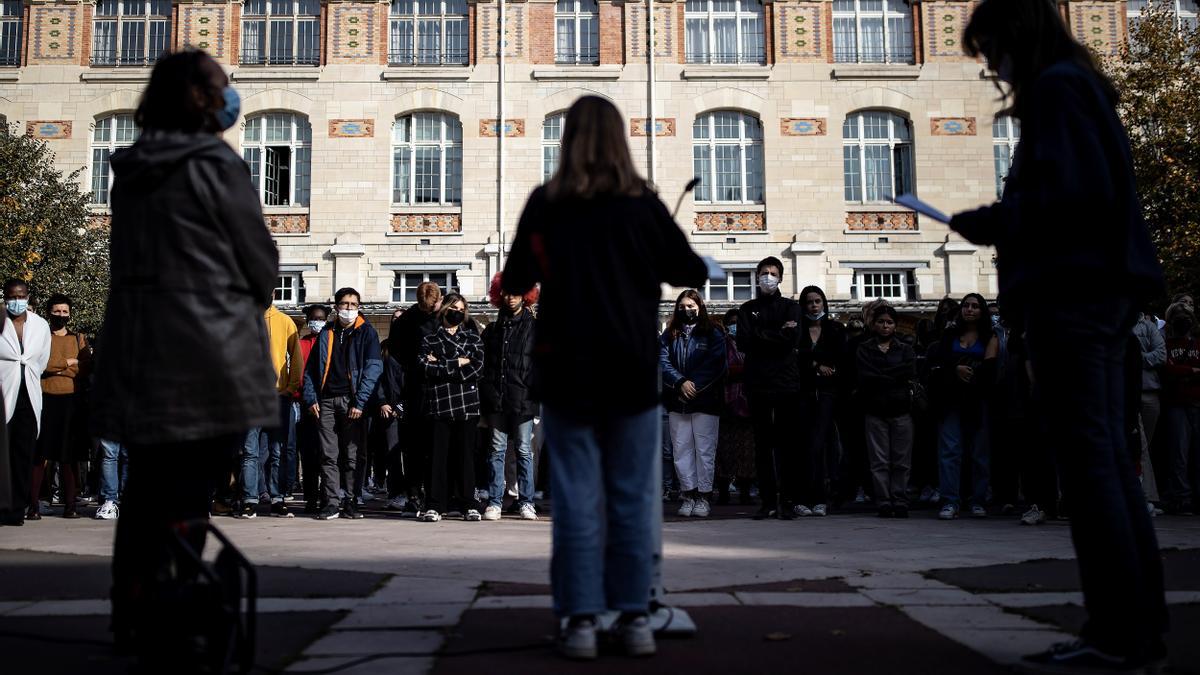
[0, 70, 19, 82]
[841, 229, 922, 236]
[271, 232, 311, 238]
[694, 204, 767, 213]
[831, 64, 920, 80]
[531, 65, 622, 80]
[81, 68, 151, 83]
[232, 68, 322, 82]
[263, 206, 311, 215]
[382, 67, 472, 81]
[88, 206, 112, 214]
[846, 204, 912, 213]
[390, 205, 461, 214]
[692, 229, 770, 236]
[681, 65, 771, 80]
[385, 231, 464, 238]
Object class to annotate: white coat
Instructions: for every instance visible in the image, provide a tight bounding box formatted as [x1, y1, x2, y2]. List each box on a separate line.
[0, 311, 51, 432]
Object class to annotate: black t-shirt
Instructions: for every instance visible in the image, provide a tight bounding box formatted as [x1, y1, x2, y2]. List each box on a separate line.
[324, 324, 353, 397]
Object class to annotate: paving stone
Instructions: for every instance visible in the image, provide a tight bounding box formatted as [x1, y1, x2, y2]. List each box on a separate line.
[471, 595, 553, 610]
[860, 588, 991, 607]
[365, 577, 479, 606]
[902, 604, 1051, 631]
[932, 628, 1076, 666]
[285, 656, 360, 672]
[259, 597, 360, 613]
[304, 629, 444, 656]
[333, 603, 468, 629]
[735, 592, 875, 607]
[336, 656, 435, 675]
[661, 592, 741, 607]
[980, 592, 1084, 608]
[7, 599, 109, 616]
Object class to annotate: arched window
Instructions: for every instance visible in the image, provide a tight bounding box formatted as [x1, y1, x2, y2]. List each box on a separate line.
[993, 114, 1020, 199]
[1, 0, 22, 67]
[392, 113, 463, 205]
[832, 0, 914, 65]
[242, 113, 312, 206]
[684, 0, 765, 65]
[92, 0, 172, 66]
[556, 0, 599, 64]
[692, 111, 764, 204]
[91, 114, 140, 205]
[241, 0, 320, 66]
[842, 110, 913, 203]
[542, 113, 566, 183]
[389, 0, 469, 66]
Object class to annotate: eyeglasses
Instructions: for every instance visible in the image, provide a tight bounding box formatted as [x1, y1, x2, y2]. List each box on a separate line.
[336, 301, 360, 309]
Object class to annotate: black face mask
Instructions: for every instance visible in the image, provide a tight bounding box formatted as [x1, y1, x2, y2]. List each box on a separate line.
[1171, 318, 1193, 337]
[48, 315, 69, 331]
[676, 307, 699, 325]
[444, 309, 465, 327]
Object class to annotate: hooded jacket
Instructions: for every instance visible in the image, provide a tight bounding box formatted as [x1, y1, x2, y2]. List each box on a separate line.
[660, 323, 728, 415]
[795, 286, 846, 395]
[265, 305, 303, 396]
[302, 316, 384, 412]
[389, 304, 442, 408]
[90, 131, 279, 444]
[735, 290, 802, 395]
[480, 307, 538, 417]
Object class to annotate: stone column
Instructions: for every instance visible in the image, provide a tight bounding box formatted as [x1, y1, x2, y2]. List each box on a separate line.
[329, 235, 367, 298]
[789, 239, 826, 296]
[943, 240, 978, 296]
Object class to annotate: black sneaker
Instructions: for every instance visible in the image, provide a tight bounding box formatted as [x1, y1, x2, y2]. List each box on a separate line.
[316, 504, 340, 520]
[752, 505, 774, 520]
[236, 503, 257, 519]
[302, 501, 319, 515]
[893, 505, 909, 519]
[341, 499, 364, 520]
[777, 503, 795, 520]
[270, 502, 294, 519]
[1022, 639, 1148, 673]
[878, 504, 894, 518]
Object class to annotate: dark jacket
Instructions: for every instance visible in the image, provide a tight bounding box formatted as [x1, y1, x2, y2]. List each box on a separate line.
[735, 292, 802, 395]
[389, 305, 442, 407]
[660, 325, 728, 415]
[927, 328, 995, 416]
[797, 316, 847, 395]
[91, 131, 278, 444]
[302, 316, 384, 411]
[950, 60, 1163, 311]
[480, 307, 538, 417]
[856, 339, 917, 418]
[501, 186, 707, 420]
[420, 327, 485, 420]
[369, 350, 405, 416]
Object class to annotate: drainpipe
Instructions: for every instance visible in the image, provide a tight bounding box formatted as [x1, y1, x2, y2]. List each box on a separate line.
[647, 0, 656, 186]
[498, 0, 507, 270]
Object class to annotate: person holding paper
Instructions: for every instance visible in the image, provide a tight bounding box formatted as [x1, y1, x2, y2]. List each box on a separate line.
[949, 1, 1166, 671]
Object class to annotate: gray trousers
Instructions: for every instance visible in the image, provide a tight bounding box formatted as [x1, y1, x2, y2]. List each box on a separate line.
[1161, 404, 1199, 503]
[318, 395, 363, 506]
[865, 413, 914, 507]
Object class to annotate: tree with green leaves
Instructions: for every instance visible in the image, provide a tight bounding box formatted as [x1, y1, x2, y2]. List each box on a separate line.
[1108, 2, 1200, 299]
[0, 128, 109, 333]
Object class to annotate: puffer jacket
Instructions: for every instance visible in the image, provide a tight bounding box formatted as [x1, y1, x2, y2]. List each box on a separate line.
[660, 324, 728, 415]
[735, 292, 802, 395]
[480, 308, 538, 417]
[302, 316, 384, 412]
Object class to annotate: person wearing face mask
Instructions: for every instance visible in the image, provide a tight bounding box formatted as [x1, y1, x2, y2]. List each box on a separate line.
[302, 288, 383, 521]
[294, 304, 330, 513]
[87, 51, 281, 665]
[855, 306, 916, 518]
[793, 285, 845, 517]
[0, 279, 51, 526]
[417, 293, 485, 523]
[1161, 302, 1200, 516]
[660, 290, 727, 518]
[735, 256, 803, 520]
[388, 281, 444, 514]
[28, 294, 90, 520]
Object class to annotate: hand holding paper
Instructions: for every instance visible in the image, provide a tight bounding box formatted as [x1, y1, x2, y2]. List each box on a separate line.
[702, 256, 727, 282]
[894, 194, 951, 225]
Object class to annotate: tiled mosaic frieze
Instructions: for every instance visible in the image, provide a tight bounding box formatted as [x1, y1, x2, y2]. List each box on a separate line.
[266, 214, 310, 234]
[391, 213, 462, 233]
[780, 118, 827, 136]
[331, 4, 377, 60]
[31, 5, 78, 62]
[845, 211, 918, 231]
[627, 4, 675, 59]
[180, 4, 229, 59]
[479, 119, 526, 137]
[923, 1, 971, 61]
[930, 117, 976, 136]
[695, 212, 766, 232]
[87, 214, 112, 229]
[776, 3, 824, 61]
[26, 121, 72, 139]
[478, 3, 525, 58]
[630, 118, 676, 137]
[329, 119, 375, 138]
[1070, 2, 1123, 57]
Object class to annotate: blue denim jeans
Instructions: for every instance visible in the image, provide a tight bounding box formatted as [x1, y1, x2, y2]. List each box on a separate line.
[938, 408, 990, 508]
[661, 409, 678, 493]
[285, 401, 301, 495]
[99, 438, 129, 503]
[245, 396, 293, 504]
[544, 405, 658, 618]
[242, 428, 265, 504]
[488, 414, 535, 508]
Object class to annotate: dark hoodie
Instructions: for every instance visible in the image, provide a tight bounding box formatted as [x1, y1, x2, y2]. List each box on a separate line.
[795, 285, 846, 395]
[90, 131, 279, 444]
[736, 288, 802, 396]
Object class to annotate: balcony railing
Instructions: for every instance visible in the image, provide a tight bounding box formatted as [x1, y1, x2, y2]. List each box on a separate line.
[388, 49, 468, 66]
[683, 51, 766, 65]
[555, 49, 599, 65]
[240, 51, 321, 66]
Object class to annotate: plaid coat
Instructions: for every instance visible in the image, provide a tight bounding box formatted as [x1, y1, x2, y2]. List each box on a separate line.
[419, 327, 484, 420]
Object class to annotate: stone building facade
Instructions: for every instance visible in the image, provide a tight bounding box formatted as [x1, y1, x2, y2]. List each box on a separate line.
[0, 0, 1139, 313]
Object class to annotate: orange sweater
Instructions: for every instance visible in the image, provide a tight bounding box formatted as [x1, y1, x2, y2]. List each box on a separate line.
[42, 332, 89, 396]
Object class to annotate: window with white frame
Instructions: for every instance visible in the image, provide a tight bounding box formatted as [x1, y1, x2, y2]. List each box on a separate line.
[832, 0, 914, 65]
[1127, 0, 1198, 36]
[242, 113, 312, 207]
[684, 0, 765, 65]
[556, 0, 599, 64]
[842, 111, 913, 203]
[92, 0, 171, 66]
[274, 273, 305, 305]
[392, 271, 460, 304]
[392, 113, 463, 205]
[704, 269, 755, 302]
[91, 114, 140, 205]
[0, 0, 22, 67]
[389, 0, 469, 66]
[542, 113, 565, 183]
[993, 114, 1020, 199]
[692, 111, 765, 204]
[851, 269, 918, 302]
[241, 0, 320, 66]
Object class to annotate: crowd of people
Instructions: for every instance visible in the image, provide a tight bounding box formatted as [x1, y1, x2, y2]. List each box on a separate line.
[3, 271, 1197, 529]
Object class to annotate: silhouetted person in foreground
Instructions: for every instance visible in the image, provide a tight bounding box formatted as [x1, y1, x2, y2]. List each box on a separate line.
[502, 95, 707, 661]
[951, 1, 1167, 670]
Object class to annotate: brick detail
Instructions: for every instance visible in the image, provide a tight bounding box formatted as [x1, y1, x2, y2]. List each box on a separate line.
[329, 119, 375, 137]
[695, 212, 766, 232]
[266, 214, 311, 234]
[528, 2, 554, 64]
[922, 1, 972, 62]
[329, 2, 378, 63]
[630, 117, 675, 137]
[626, 2, 674, 62]
[930, 117, 976, 136]
[230, 3, 241, 63]
[598, 1, 622, 64]
[780, 118, 826, 136]
[179, 3, 230, 62]
[478, 2, 526, 61]
[391, 213, 463, 233]
[845, 211, 918, 232]
[763, 1, 773, 64]
[1068, 1, 1124, 57]
[479, 118, 525, 137]
[87, 214, 112, 229]
[29, 4, 78, 65]
[468, 3, 476, 65]
[79, 4, 91, 66]
[25, 121, 73, 139]
[775, 2, 825, 62]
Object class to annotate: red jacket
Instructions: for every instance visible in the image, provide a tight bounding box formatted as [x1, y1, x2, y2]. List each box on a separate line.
[295, 333, 319, 402]
[1163, 336, 1200, 406]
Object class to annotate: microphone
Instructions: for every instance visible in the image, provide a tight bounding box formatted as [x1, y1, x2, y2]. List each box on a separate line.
[672, 177, 701, 219]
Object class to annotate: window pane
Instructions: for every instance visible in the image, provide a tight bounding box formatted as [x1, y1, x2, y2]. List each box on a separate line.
[390, 19, 414, 63]
[294, 146, 311, 205]
[685, 18, 708, 63]
[892, 143, 912, 196]
[297, 18, 320, 65]
[556, 17, 576, 61]
[712, 18, 736, 63]
[115, 115, 139, 143]
[993, 144, 1011, 199]
[417, 19, 440, 64]
[244, 0, 266, 15]
[693, 116, 709, 140]
[543, 145, 559, 183]
[96, 0, 119, 16]
[265, 114, 292, 143]
[842, 115, 858, 140]
[833, 17, 856, 63]
[580, 15, 598, 62]
[709, 282, 729, 301]
[863, 144, 892, 201]
[414, 113, 440, 141]
[732, 271, 753, 300]
[714, 145, 741, 201]
[93, 20, 117, 64]
[744, 143, 763, 202]
[243, 117, 262, 143]
[393, 147, 411, 203]
[92, 148, 111, 204]
[269, 19, 294, 64]
[444, 144, 462, 203]
[445, 18, 468, 63]
[693, 145, 711, 201]
[740, 16, 764, 63]
[414, 146, 441, 203]
[148, 20, 170, 62]
[393, 116, 410, 143]
[713, 111, 739, 139]
[860, 17, 884, 63]
[119, 21, 145, 65]
[243, 147, 262, 192]
[242, 20, 266, 64]
[862, 112, 889, 139]
[887, 15, 913, 63]
[843, 145, 861, 202]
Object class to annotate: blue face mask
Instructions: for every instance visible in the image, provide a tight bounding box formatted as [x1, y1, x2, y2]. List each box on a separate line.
[6, 299, 28, 316]
[726, 324, 738, 337]
[216, 86, 241, 131]
[990, 314, 1001, 328]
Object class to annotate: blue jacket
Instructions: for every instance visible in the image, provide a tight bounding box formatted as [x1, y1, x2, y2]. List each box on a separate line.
[302, 316, 384, 411]
[659, 326, 728, 415]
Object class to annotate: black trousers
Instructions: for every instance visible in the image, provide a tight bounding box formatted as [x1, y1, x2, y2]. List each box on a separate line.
[748, 393, 800, 508]
[1025, 298, 1167, 656]
[404, 416, 433, 503]
[426, 418, 479, 514]
[297, 412, 322, 506]
[1, 384, 37, 523]
[798, 390, 837, 505]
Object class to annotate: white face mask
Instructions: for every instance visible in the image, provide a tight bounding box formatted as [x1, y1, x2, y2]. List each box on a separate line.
[307, 320, 326, 333]
[758, 274, 780, 295]
[338, 309, 358, 325]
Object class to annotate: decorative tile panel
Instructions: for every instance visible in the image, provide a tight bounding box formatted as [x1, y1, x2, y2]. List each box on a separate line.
[266, 214, 310, 234]
[780, 118, 826, 136]
[630, 118, 676, 137]
[478, 3, 525, 59]
[26, 121, 73, 140]
[330, 3, 376, 61]
[31, 6, 78, 62]
[627, 4, 675, 59]
[930, 117, 976, 136]
[845, 212, 918, 231]
[87, 214, 112, 229]
[776, 3, 824, 61]
[329, 119, 375, 138]
[923, 2, 971, 61]
[391, 213, 462, 233]
[694, 212, 766, 232]
[180, 4, 229, 60]
[479, 119, 526, 137]
[1070, 2, 1123, 57]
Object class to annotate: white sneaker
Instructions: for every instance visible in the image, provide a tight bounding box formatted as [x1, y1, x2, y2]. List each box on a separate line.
[421, 510, 442, 523]
[677, 497, 695, 517]
[355, 496, 366, 507]
[929, 489, 941, 503]
[386, 496, 408, 511]
[812, 504, 828, 517]
[692, 497, 710, 518]
[94, 500, 119, 520]
[793, 504, 813, 517]
[939, 504, 959, 520]
[854, 488, 867, 504]
[506, 486, 519, 498]
[482, 505, 502, 521]
[618, 615, 657, 657]
[473, 488, 490, 503]
[519, 503, 539, 521]
[558, 617, 598, 660]
[464, 509, 482, 521]
[1020, 505, 1046, 526]
[970, 505, 988, 518]
[919, 486, 935, 503]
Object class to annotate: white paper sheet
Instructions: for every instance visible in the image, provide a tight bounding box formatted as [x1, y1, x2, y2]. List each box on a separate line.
[894, 193, 951, 225]
[702, 256, 727, 282]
